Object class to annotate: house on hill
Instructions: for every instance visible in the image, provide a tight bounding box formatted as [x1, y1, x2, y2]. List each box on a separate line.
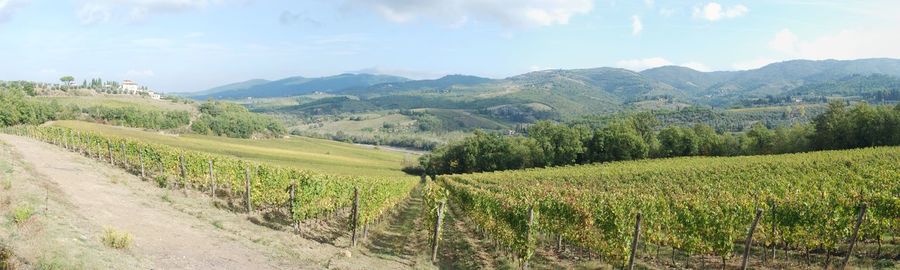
[122, 80, 139, 94]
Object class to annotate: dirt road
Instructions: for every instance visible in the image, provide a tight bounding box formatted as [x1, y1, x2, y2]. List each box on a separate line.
[0, 134, 418, 269]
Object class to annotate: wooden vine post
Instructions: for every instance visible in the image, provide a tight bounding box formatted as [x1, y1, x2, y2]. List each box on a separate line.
[120, 142, 126, 167]
[245, 167, 253, 213]
[628, 212, 642, 270]
[107, 140, 113, 164]
[557, 234, 563, 253]
[839, 203, 867, 270]
[208, 160, 215, 197]
[351, 187, 360, 247]
[139, 149, 145, 178]
[288, 181, 296, 221]
[179, 154, 187, 192]
[741, 208, 764, 270]
[770, 202, 777, 262]
[523, 206, 536, 270]
[431, 201, 446, 263]
[78, 133, 83, 153]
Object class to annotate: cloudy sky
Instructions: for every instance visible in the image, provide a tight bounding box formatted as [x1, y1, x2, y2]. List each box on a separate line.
[1, 0, 899, 92]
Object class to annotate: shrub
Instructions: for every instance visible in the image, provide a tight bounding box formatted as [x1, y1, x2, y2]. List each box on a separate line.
[12, 204, 33, 224]
[101, 227, 132, 249]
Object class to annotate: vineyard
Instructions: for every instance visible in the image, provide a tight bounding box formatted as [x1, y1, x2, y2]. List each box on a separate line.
[0, 125, 419, 229]
[434, 147, 900, 268]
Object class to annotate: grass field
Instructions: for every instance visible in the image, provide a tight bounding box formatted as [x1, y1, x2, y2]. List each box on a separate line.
[50, 120, 417, 178]
[38, 95, 197, 112]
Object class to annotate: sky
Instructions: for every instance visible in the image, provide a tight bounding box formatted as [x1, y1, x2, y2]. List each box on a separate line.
[1, 0, 899, 92]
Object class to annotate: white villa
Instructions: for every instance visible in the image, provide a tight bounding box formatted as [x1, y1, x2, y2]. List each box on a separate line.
[121, 79, 162, 100]
[122, 80, 139, 93]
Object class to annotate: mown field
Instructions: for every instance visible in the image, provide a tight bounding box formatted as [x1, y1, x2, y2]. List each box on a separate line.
[51, 120, 416, 178]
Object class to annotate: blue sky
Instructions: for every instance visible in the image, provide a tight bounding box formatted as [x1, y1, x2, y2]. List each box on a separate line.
[1, 0, 898, 92]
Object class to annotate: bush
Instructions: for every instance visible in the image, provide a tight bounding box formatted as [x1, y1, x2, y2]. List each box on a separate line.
[101, 227, 133, 249]
[192, 101, 286, 138]
[12, 204, 33, 224]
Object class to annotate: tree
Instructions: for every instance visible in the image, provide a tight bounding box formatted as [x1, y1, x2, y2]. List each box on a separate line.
[811, 101, 854, 150]
[658, 126, 698, 157]
[60, 76, 75, 86]
[528, 121, 587, 166]
[746, 122, 775, 154]
[693, 124, 722, 156]
[586, 121, 648, 162]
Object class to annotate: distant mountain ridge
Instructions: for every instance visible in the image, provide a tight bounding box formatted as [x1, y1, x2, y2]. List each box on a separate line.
[198, 58, 900, 116]
[192, 73, 410, 99]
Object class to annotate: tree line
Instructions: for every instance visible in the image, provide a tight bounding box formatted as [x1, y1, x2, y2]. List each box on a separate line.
[421, 101, 900, 175]
[0, 87, 190, 129]
[191, 101, 286, 139]
[1, 87, 285, 139]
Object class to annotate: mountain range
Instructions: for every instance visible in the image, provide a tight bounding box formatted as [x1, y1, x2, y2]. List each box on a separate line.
[193, 58, 900, 120]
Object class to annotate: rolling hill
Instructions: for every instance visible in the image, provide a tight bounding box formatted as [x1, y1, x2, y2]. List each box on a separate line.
[192, 73, 409, 99]
[201, 58, 900, 124]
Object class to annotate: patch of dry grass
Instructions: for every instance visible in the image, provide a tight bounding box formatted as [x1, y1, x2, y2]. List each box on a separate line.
[101, 227, 132, 249]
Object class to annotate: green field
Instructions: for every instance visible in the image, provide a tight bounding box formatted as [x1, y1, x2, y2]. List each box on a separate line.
[51, 120, 417, 178]
[38, 95, 197, 112]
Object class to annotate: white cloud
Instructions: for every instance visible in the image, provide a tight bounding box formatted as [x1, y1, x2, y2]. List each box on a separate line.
[0, 0, 29, 23]
[76, 0, 216, 24]
[125, 69, 156, 78]
[767, 28, 798, 54]
[681, 61, 711, 72]
[347, 0, 594, 28]
[735, 25, 900, 71]
[692, 2, 748, 21]
[631, 15, 642, 35]
[643, 0, 654, 8]
[616, 57, 673, 71]
[765, 28, 900, 60]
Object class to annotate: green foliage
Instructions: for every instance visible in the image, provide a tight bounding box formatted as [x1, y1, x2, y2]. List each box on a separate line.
[425, 103, 899, 175]
[811, 101, 900, 150]
[528, 121, 588, 166]
[59, 76, 74, 84]
[12, 204, 34, 224]
[0, 88, 60, 126]
[586, 120, 648, 162]
[422, 130, 545, 175]
[81, 106, 190, 130]
[440, 147, 900, 265]
[193, 101, 285, 138]
[0, 87, 191, 131]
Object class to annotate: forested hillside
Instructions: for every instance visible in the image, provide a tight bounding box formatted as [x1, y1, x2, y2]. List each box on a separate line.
[201, 58, 900, 122]
[419, 102, 900, 175]
[194, 59, 900, 150]
[0, 84, 285, 139]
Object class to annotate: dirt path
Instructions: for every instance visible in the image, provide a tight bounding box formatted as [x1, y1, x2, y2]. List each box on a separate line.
[360, 187, 433, 268]
[0, 134, 416, 269]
